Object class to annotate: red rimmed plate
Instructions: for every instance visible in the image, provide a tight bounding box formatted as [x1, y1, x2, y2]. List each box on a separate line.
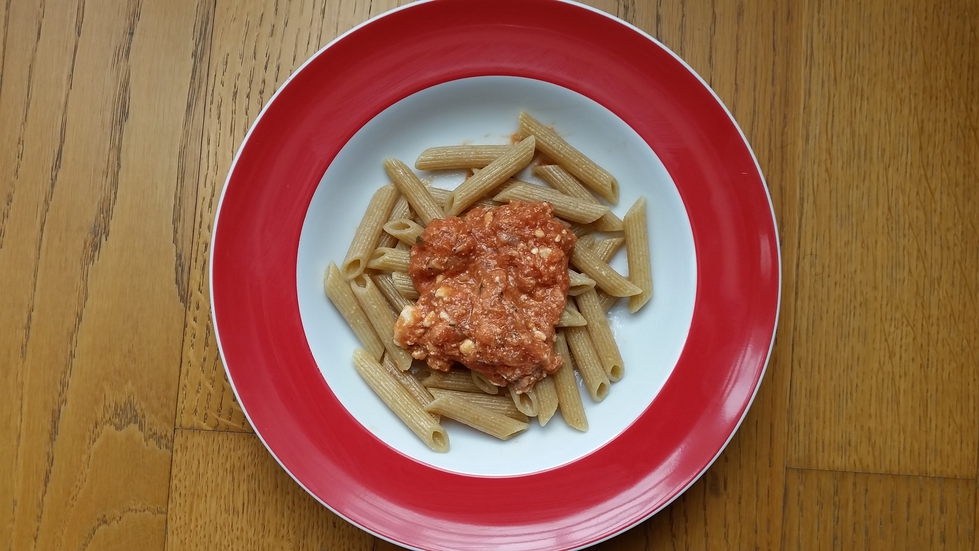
[211, 1, 780, 550]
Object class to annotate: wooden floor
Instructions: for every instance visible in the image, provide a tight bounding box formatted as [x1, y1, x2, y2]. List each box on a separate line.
[1, 0, 976, 549]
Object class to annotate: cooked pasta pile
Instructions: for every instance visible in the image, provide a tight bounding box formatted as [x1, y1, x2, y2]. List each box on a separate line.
[325, 112, 652, 452]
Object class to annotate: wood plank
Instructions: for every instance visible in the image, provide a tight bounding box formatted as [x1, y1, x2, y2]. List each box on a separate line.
[175, 0, 332, 431]
[782, 469, 975, 550]
[175, 0, 416, 431]
[165, 429, 374, 551]
[0, 0, 211, 548]
[786, 0, 979, 478]
[581, 0, 803, 548]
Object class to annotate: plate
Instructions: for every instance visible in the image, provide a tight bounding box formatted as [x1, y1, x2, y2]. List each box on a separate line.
[211, 1, 780, 550]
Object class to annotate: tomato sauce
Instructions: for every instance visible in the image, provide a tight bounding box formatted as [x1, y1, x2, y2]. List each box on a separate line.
[394, 201, 576, 393]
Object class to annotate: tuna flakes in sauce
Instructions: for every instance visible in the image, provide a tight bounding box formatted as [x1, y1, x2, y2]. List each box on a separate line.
[394, 201, 576, 393]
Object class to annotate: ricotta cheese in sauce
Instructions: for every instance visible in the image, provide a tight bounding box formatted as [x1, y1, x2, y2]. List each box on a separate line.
[394, 201, 576, 393]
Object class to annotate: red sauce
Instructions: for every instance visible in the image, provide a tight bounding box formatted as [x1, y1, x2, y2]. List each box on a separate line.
[394, 201, 576, 393]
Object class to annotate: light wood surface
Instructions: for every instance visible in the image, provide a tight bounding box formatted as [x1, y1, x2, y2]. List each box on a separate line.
[1, 0, 975, 549]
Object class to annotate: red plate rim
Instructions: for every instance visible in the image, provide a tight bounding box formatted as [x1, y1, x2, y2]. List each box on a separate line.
[210, 1, 781, 550]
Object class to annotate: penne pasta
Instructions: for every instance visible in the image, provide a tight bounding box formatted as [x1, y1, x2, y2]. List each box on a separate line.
[383, 217, 425, 246]
[471, 370, 500, 395]
[557, 301, 587, 327]
[428, 388, 528, 422]
[534, 376, 559, 427]
[380, 354, 438, 421]
[391, 271, 419, 300]
[377, 193, 412, 248]
[324, 263, 385, 360]
[597, 290, 619, 313]
[493, 182, 609, 224]
[518, 111, 618, 203]
[508, 385, 539, 417]
[415, 145, 512, 170]
[372, 273, 413, 313]
[425, 393, 529, 440]
[563, 326, 610, 402]
[427, 186, 502, 210]
[533, 164, 624, 231]
[383, 158, 444, 224]
[353, 349, 449, 452]
[350, 274, 413, 370]
[325, 113, 655, 452]
[553, 332, 588, 431]
[592, 236, 626, 264]
[417, 367, 484, 393]
[624, 196, 653, 313]
[445, 136, 536, 216]
[576, 289, 624, 381]
[367, 247, 411, 272]
[568, 269, 596, 296]
[569, 240, 642, 297]
[340, 184, 399, 280]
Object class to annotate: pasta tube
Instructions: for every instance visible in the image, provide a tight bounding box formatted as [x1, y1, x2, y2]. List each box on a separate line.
[415, 145, 512, 170]
[444, 136, 535, 216]
[324, 263, 384, 360]
[425, 393, 529, 440]
[353, 349, 449, 452]
[340, 184, 399, 280]
[518, 111, 618, 203]
[624, 197, 653, 312]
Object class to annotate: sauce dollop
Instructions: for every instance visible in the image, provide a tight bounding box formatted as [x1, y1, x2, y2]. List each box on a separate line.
[394, 201, 576, 393]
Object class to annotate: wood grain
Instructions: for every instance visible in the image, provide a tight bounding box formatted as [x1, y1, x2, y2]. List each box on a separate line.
[173, 0, 416, 432]
[0, 0, 209, 548]
[786, 0, 979, 478]
[579, 0, 803, 548]
[782, 469, 975, 550]
[165, 429, 375, 551]
[1, 0, 977, 549]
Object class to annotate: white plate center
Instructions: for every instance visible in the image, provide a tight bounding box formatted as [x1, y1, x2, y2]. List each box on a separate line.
[297, 76, 696, 476]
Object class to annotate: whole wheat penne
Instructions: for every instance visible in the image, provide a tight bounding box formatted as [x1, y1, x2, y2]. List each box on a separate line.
[508, 385, 539, 417]
[340, 184, 399, 280]
[493, 182, 609, 224]
[383, 218, 425, 246]
[624, 197, 653, 313]
[353, 349, 449, 452]
[553, 333, 587, 431]
[380, 354, 437, 421]
[557, 301, 587, 327]
[372, 273, 413, 313]
[563, 326, 610, 402]
[427, 186, 501, 210]
[592, 236, 626, 264]
[597, 290, 619, 313]
[391, 271, 419, 300]
[324, 263, 385, 360]
[418, 367, 483, 393]
[415, 145, 512, 170]
[367, 247, 410, 272]
[350, 274, 413, 370]
[570, 240, 642, 297]
[471, 370, 500, 395]
[576, 289, 624, 381]
[445, 136, 536, 216]
[518, 111, 618, 203]
[428, 388, 528, 422]
[568, 269, 596, 296]
[425, 393, 529, 440]
[384, 158, 444, 224]
[534, 376, 559, 426]
[377, 193, 412, 248]
[533, 164, 624, 231]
